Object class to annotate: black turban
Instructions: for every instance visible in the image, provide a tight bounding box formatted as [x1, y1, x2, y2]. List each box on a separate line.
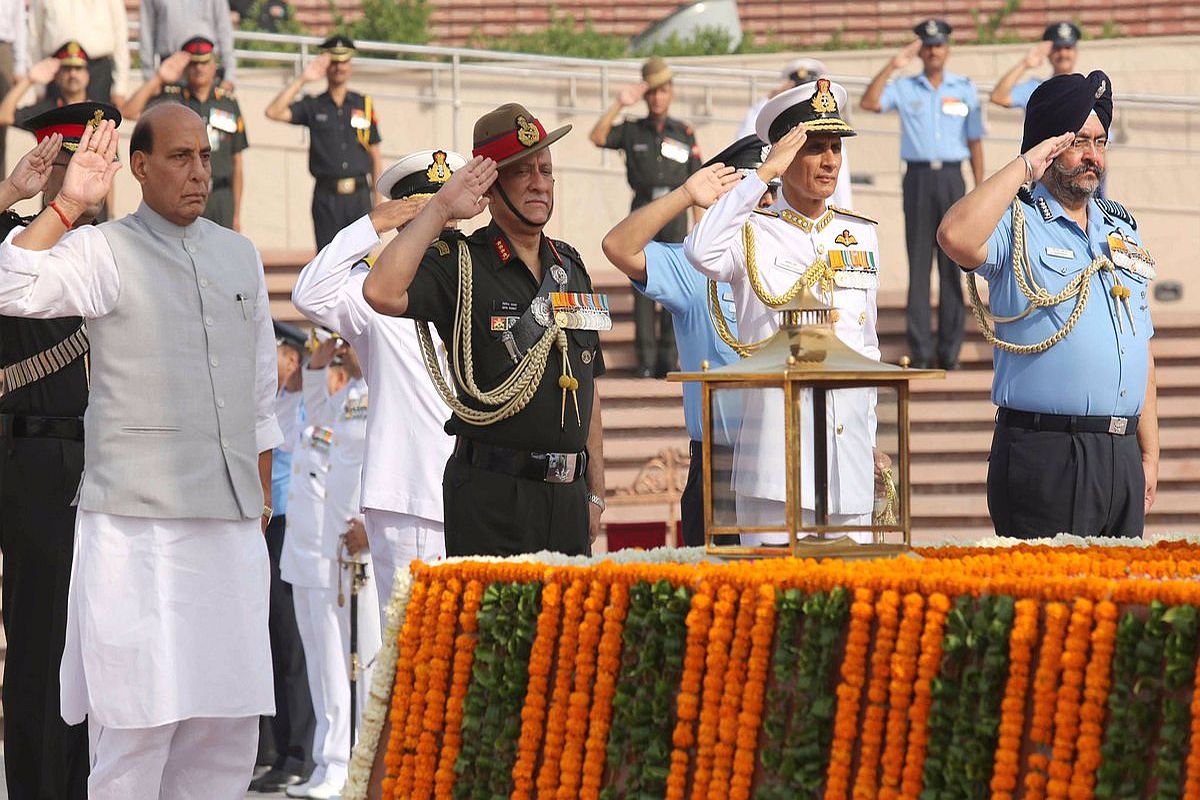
[1021, 70, 1113, 152]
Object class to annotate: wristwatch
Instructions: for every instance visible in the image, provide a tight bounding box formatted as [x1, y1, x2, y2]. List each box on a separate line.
[262, 504, 274, 521]
[587, 493, 606, 512]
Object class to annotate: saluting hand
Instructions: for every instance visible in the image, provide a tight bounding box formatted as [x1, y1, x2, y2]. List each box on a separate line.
[1023, 132, 1075, 182]
[7, 134, 63, 201]
[1024, 41, 1053, 69]
[370, 195, 431, 233]
[432, 156, 497, 222]
[683, 163, 740, 209]
[302, 53, 331, 82]
[55, 120, 121, 221]
[890, 40, 922, 70]
[28, 57, 61, 85]
[757, 123, 807, 183]
[157, 51, 191, 84]
[617, 81, 648, 107]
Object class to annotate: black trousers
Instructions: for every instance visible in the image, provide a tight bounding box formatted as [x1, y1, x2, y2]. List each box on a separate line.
[902, 163, 966, 366]
[986, 422, 1145, 538]
[442, 456, 591, 557]
[260, 515, 316, 776]
[681, 441, 738, 548]
[0, 437, 88, 800]
[312, 185, 371, 251]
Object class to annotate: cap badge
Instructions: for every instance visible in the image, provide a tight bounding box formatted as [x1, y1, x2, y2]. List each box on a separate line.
[1095, 79, 1106, 99]
[925, 19, 939, 37]
[67, 42, 81, 56]
[426, 150, 452, 184]
[1058, 23, 1072, 40]
[834, 229, 858, 247]
[88, 109, 104, 130]
[515, 115, 541, 148]
[810, 78, 837, 114]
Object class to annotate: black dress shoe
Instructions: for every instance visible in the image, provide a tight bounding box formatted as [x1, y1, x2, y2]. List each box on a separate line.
[249, 768, 305, 793]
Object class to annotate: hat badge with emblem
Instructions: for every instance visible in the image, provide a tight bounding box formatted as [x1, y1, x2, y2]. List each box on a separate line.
[426, 150, 452, 183]
[516, 115, 541, 147]
[1095, 80, 1106, 99]
[925, 19, 939, 37]
[89, 109, 104, 129]
[66, 42, 81, 58]
[1058, 22, 1073, 40]
[810, 79, 838, 114]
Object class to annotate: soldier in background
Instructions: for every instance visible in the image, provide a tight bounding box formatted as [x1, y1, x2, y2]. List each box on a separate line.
[991, 22, 1082, 110]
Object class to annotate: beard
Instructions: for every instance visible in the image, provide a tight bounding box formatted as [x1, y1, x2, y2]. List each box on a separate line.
[1044, 159, 1104, 204]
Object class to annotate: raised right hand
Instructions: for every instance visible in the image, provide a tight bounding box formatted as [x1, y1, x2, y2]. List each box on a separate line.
[890, 40, 921, 70]
[757, 123, 807, 182]
[29, 57, 61, 85]
[683, 163, 740, 209]
[157, 51, 191, 84]
[370, 195, 431, 233]
[432, 156, 497, 221]
[617, 81, 648, 107]
[55, 120, 121, 220]
[1023, 132, 1076, 182]
[6, 134, 63, 201]
[1023, 41, 1053, 69]
[302, 53, 331, 82]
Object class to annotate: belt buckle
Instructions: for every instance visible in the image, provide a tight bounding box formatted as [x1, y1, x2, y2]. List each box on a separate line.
[1108, 416, 1128, 435]
[336, 177, 356, 195]
[930, 160, 943, 170]
[544, 452, 577, 484]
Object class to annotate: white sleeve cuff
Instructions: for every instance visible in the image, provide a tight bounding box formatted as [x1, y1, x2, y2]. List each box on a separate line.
[257, 415, 284, 453]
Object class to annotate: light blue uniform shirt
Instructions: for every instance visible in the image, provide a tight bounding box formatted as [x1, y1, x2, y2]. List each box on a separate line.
[1009, 77, 1042, 109]
[633, 241, 741, 445]
[880, 71, 986, 162]
[271, 398, 305, 517]
[976, 182, 1154, 416]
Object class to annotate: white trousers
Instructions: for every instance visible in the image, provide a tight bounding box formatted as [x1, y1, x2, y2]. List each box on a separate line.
[292, 583, 381, 787]
[363, 509, 446, 628]
[735, 495, 873, 546]
[87, 716, 257, 800]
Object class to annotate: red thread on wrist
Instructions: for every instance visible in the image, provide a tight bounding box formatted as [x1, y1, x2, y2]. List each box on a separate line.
[49, 201, 73, 229]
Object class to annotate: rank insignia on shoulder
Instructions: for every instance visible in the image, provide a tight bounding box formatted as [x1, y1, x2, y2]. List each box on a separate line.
[493, 236, 511, 262]
[1036, 197, 1053, 221]
[1096, 198, 1138, 230]
[829, 206, 878, 225]
[834, 229, 858, 247]
[434, 240, 451, 257]
[1017, 186, 1035, 206]
[752, 208, 780, 218]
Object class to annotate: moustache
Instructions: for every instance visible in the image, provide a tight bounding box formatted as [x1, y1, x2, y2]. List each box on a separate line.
[1056, 162, 1103, 180]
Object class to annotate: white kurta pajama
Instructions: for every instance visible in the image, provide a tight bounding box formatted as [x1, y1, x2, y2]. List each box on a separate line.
[685, 174, 882, 546]
[292, 215, 452, 623]
[0, 207, 282, 799]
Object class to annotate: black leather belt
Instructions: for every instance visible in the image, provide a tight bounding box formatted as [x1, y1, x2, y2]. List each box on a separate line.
[453, 437, 587, 484]
[905, 160, 961, 170]
[0, 414, 85, 441]
[211, 176, 232, 190]
[315, 176, 369, 195]
[997, 408, 1139, 436]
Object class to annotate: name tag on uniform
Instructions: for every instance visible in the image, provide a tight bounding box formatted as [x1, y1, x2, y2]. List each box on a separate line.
[775, 256, 806, 275]
[941, 97, 969, 117]
[209, 108, 238, 134]
[350, 108, 371, 129]
[1107, 231, 1157, 280]
[660, 137, 690, 164]
[550, 292, 612, 331]
[1044, 246, 1075, 259]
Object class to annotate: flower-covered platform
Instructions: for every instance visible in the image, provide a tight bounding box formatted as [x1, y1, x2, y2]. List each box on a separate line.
[346, 538, 1200, 800]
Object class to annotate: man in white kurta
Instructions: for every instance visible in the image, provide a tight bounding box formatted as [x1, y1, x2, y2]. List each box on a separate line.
[0, 107, 280, 798]
[292, 149, 465, 623]
[686, 81, 881, 545]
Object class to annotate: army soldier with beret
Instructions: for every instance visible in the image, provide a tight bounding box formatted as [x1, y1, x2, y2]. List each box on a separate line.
[862, 18, 985, 370]
[939, 71, 1157, 538]
[590, 56, 700, 378]
[991, 22, 1082, 110]
[266, 35, 382, 249]
[124, 37, 248, 230]
[363, 104, 607, 557]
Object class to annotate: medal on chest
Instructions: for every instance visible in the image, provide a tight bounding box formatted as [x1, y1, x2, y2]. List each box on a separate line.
[1106, 230, 1156, 281]
[350, 107, 371, 129]
[342, 392, 368, 421]
[550, 292, 612, 331]
[309, 426, 333, 453]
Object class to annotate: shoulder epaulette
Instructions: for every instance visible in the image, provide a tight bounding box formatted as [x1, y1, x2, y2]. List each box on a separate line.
[549, 238, 584, 266]
[1016, 186, 1035, 206]
[352, 257, 372, 270]
[1095, 197, 1137, 230]
[829, 206, 878, 225]
[751, 208, 780, 218]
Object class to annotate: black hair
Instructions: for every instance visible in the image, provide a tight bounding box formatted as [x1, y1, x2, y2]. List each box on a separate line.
[129, 117, 153, 157]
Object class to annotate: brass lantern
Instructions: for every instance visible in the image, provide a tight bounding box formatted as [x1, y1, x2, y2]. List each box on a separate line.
[669, 290, 942, 558]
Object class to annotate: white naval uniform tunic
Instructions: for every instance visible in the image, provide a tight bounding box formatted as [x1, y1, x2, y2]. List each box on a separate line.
[685, 173, 881, 541]
[0, 211, 282, 731]
[279, 371, 335, 589]
[291, 215, 451, 618]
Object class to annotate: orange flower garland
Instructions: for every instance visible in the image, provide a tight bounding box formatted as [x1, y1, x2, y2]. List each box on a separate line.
[1185, 635, 1200, 799]
[730, 584, 776, 800]
[707, 585, 757, 800]
[667, 583, 714, 800]
[899, 592, 950, 800]
[1025, 601, 1070, 800]
[825, 587, 873, 800]
[511, 579, 563, 800]
[556, 579, 608, 800]
[396, 577, 444, 798]
[991, 598, 1039, 800]
[536, 577, 586, 799]
[580, 580, 629, 800]
[433, 579, 482, 800]
[879, 592, 925, 800]
[853, 589, 901, 800]
[382, 576, 428, 797]
[413, 578, 461, 800]
[1046, 598, 1094, 800]
[1069, 600, 1116, 799]
[692, 583, 738, 800]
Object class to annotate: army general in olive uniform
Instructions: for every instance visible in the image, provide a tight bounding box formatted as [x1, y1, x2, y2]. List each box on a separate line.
[124, 37, 247, 229]
[363, 104, 607, 557]
[591, 56, 700, 377]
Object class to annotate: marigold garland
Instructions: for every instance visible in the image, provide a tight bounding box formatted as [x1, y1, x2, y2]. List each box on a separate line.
[511, 579, 563, 800]
[692, 583, 738, 800]
[434, 579, 482, 800]
[412, 578, 460, 800]
[556, 579, 608, 800]
[854, 588, 902, 799]
[536, 577, 586, 799]
[1069, 600, 1116, 800]
[1046, 598, 1094, 800]
[899, 592, 950, 800]
[382, 577, 428, 797]
[879, 592, 925, 800]
[730, 584, 776, 800]
[991, 598, 1039, 800]
[396, 577, 442, 797]
[1025, 601, 1070, 800]
[579, 580, 627, 800]
[667, 583, 714, 800]
[707, 585, 757, 800]
[825, 587, 873, 800]
[1184, 609, 1200, 798]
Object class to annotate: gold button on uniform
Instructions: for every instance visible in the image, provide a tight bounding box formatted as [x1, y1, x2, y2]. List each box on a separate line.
[858, 312, 866, 326]
[830, 309, 841, 323]
[836, 424, 844, 435]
